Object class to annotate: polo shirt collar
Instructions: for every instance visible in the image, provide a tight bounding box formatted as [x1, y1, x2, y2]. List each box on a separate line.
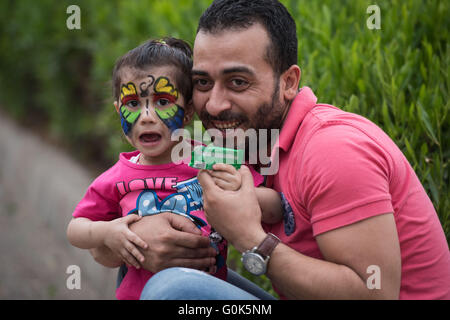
[276, 86, 317, 152]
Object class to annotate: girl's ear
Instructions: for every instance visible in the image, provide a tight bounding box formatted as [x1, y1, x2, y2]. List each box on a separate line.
[114, 101, 120, 114]
[183, 100, 195, 124]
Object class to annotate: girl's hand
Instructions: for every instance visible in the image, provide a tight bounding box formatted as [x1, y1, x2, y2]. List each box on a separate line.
[103, 214, 148, 269]
[209, 163, 242, 191]
[198, 166, 266, 253]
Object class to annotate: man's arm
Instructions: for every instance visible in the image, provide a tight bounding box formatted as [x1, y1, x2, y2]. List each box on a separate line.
[267, 213, 401, 299]
[198, 166, 401, 299]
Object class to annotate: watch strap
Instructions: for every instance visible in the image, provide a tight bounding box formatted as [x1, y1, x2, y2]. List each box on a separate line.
[255, 233, 281, 258]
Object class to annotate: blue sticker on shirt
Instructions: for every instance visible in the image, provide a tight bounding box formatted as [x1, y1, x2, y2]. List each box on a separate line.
[280, 192, 295, 236]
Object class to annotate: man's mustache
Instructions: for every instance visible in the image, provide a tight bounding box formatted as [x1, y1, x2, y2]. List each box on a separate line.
[199, 109, 248, 123]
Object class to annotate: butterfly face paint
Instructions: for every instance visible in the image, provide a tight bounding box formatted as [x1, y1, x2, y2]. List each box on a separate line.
[119, 82, 141, 136]
[153, 77, 185, 133]
[118, 75, 185, 136]
[139, 75, 155, 98]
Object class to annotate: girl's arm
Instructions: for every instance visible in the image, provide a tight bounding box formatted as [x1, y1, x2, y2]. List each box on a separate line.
[255, 186, 284, 224]
[89, 246, 123, 268]
[67, 215, 148, 269]
[67, 217, 109, 249]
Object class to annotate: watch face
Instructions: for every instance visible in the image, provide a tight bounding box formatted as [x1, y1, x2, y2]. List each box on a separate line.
[242, 253, 266, 276]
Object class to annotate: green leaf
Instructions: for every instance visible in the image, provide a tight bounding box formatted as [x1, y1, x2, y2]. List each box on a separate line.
[404, 137, 418, 166]
[417, 101, 440, 145]
[426, 173, 440, 208]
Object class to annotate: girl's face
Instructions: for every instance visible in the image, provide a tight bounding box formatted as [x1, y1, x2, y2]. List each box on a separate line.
[115, 66, 192, 165]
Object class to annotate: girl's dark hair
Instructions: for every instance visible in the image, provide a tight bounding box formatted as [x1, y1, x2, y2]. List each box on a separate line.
[112, 37, 193, 103]
[197, 0, 297, 76]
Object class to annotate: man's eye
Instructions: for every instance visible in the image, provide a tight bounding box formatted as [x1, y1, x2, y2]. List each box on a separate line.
[194, 78, 212, 91]
[230, 78, 248, 87]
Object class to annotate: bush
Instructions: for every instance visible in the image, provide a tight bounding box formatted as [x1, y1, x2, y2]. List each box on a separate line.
[0, 0, 448, 297]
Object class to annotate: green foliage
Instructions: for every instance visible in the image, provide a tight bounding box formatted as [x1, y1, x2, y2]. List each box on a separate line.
[290, 0, 449, 239]
[0, 0, 448, 297]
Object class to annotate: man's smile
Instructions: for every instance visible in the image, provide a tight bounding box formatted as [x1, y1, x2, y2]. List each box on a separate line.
[211, 120, 243, 130]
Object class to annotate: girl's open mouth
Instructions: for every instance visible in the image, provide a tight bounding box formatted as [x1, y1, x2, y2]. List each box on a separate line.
[139, 133, 162, 145]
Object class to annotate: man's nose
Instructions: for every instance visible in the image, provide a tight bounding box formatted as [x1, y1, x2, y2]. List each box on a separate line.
[205, 84, 232, 117]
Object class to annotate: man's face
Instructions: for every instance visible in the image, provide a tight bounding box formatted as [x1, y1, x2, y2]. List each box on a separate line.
[192, 23, 286, 147]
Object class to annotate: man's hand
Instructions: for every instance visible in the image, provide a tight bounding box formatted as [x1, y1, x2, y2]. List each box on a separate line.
[129, 212, 217, 273]
[198, 165, 267, 253]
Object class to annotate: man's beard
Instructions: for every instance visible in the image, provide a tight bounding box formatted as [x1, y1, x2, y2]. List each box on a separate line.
[199, 80, 285, 162]
[253, 79, 284, 131]
[199, 80, 284, 131]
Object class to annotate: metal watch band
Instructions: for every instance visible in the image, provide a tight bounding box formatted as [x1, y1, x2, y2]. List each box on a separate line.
[255, 233, 281, 258]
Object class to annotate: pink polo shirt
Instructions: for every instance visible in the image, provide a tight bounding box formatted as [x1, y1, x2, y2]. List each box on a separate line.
[266, 87, 450, 299]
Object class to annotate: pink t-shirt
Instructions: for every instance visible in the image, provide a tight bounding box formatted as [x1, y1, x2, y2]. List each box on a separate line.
[266, 87, 450, 299]
[73, 150, 264, 300]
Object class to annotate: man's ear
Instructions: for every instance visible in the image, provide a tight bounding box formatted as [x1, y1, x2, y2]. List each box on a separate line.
[114, 101, 120, 114]
[281, 65, 301, 101]
[183, 100, 195, 124]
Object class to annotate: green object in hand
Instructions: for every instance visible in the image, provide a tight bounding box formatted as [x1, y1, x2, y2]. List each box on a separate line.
[189, 145, 244, 170]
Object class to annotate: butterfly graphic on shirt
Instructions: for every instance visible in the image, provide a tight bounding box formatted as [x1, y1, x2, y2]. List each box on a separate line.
[127, 177, 206, 228]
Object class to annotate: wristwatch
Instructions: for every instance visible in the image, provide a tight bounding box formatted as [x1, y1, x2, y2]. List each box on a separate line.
[241, 233, 281, 276]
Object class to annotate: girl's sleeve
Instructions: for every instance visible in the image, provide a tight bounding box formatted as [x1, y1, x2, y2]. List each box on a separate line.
[72, 176, 122, 221]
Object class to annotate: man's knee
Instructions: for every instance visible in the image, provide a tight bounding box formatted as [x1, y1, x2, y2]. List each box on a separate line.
[140, 267, 208, 300]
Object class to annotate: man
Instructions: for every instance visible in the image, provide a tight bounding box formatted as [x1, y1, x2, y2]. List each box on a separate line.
[95, 0, 450, 299]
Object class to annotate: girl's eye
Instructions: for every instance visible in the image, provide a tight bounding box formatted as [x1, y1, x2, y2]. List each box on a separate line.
[121, 94, 140, 109]
[153, 93, 176, 108]
[156, 98, 171, 107]
[126, 100, 140, 108]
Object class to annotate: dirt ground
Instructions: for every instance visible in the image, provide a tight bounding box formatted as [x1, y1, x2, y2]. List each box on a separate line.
[0, 113, 116, 299]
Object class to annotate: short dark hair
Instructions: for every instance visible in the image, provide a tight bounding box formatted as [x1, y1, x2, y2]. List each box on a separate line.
[197, 0, 297, 76]
[112, 37, 193, 103]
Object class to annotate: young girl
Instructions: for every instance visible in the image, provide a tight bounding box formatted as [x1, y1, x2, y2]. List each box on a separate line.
[67, 37, 283, 300]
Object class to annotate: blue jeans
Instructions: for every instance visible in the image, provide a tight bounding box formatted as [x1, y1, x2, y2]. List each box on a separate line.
[139, 267, 276, 300]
